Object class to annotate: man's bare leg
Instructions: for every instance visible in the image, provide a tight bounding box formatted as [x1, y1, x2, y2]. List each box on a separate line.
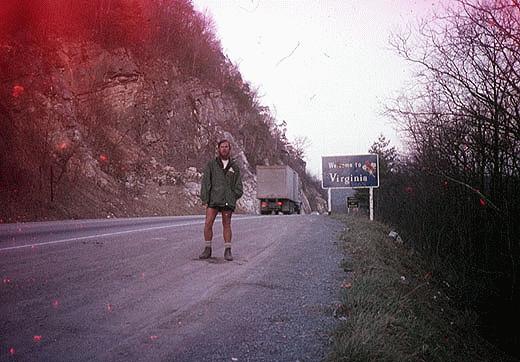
[222, 210, 232, 242]
[204, 207, 218, 242]
[200, 207, 218, 259]
[222, 210, 233, 261]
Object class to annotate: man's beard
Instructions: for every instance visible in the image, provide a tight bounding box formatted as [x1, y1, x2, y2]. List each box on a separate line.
[219, 150, 230, 160]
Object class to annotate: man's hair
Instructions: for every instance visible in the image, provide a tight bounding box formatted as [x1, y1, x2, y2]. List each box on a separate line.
[217, 139, 231, 148]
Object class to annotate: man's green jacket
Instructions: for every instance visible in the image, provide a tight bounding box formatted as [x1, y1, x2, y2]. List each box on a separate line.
[200, 157, 243, 210]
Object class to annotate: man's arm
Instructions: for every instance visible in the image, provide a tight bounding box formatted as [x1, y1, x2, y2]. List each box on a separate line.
[200, 162, 211, 205]
[234, 165, 243, 199]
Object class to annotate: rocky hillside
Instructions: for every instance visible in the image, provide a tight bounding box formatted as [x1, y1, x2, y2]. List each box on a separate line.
[0, 0, 326, 222]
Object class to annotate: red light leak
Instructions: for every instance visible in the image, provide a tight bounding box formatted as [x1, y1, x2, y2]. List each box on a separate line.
[12, 85, 24, 97]
[107, 303, 113, 312]
[52, 300, 59, 308]
[99, 154, 108, 162]
[33, 335, 42, 342]
[58, 142, 68, 150]
[9, 347, 15, 355]
[479, 198, 486, 206]
[150, 335, 158, 341]
[3, 277, 12, 284]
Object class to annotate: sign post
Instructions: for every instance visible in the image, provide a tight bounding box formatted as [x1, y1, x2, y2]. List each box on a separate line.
[322, 154, 379, 221]
[369, 187, 374, 221]
[327, 187, 332, 215]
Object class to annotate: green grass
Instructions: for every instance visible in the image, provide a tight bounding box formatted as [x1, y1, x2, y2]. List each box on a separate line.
[327, 214, 515, 362]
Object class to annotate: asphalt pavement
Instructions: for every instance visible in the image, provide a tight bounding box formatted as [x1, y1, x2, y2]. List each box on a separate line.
[0, 214, 344, 361]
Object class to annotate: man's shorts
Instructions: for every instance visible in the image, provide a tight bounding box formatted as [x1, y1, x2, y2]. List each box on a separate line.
[209, 205, 234, 213]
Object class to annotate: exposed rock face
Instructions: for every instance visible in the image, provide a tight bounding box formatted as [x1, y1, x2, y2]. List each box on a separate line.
[1, 40, 325, 221]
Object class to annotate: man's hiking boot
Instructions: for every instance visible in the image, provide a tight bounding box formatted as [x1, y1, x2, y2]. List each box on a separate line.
[224, 247, 233, 261]
[199, 247, 212, 259]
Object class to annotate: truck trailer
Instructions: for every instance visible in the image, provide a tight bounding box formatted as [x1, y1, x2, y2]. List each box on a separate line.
[256, 165, 301, 215]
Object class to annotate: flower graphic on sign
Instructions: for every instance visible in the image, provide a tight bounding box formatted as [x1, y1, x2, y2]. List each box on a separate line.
[362, 160, 377, 175]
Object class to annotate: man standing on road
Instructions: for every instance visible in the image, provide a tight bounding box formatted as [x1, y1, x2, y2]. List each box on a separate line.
[199, 140, 243, 261]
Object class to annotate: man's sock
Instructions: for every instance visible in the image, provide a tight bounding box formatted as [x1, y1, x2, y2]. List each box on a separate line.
[205, 241, 212, 248]
[224, 242, 231, 249]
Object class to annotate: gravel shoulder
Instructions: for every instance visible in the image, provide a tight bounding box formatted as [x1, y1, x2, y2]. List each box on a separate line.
[164, 215, 345, 362]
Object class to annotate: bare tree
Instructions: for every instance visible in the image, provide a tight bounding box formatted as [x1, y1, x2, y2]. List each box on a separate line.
[291, 135, 311, 160]
[385, 0, 520, 355]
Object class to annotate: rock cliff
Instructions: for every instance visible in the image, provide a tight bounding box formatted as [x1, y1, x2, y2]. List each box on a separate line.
[0, 0, 327, 222]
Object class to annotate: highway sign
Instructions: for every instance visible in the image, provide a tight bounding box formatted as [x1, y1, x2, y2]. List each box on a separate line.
[347, 197, 359, 208]
[322, 154, 379, 188]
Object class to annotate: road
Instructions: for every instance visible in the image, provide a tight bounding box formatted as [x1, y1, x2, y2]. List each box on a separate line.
[0, 214, 344, 361]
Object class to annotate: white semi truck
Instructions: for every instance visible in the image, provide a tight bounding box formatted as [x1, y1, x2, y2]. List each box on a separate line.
[256, 165, 301, 215]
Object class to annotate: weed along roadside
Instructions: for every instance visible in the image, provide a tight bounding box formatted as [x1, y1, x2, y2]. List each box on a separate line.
[326, 214, 516, 362]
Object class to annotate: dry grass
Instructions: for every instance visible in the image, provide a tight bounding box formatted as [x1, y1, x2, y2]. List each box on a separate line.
[327, 214, 515, 362]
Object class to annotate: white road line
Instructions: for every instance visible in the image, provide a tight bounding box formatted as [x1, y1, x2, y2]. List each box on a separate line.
[0, 216, 263, 252]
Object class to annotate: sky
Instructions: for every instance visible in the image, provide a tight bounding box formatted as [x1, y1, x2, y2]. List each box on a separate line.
[193, 0, 445, 177]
